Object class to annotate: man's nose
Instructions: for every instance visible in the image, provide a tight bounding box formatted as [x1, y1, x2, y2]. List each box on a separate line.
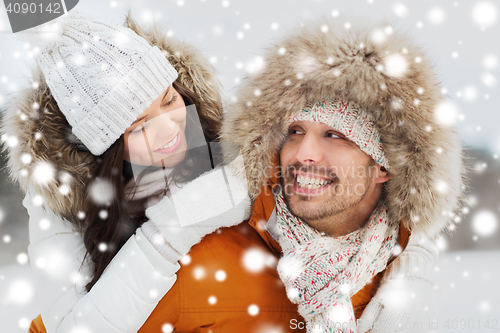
[295, 133, 324, 164]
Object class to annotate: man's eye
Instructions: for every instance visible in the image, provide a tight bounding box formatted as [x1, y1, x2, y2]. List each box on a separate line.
[327, 132, 340, 139]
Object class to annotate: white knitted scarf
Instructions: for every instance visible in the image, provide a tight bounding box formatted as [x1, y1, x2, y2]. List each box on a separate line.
[124, 167, 179, 207]
[275, 189, 399, 333]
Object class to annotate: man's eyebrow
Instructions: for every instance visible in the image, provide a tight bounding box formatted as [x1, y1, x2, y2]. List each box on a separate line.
[130, 87, 171, 126]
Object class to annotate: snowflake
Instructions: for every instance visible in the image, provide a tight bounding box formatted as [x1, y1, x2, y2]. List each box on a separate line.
[428, 7, 446, 25]
[472, 210, 498, 236]
[326, 303, 353, 328]
[245, 56, 265, 74]
[21, 153, 32, 164]
[472, 2, 498, 28]
[248, 304, 259, 316]
[16, 252, 28, 265]
[33, 161, 55, 186]
[180, 254, 191, 265]
[215, 270, 226, 281]
[149, 289, 158, 298]
[463, 86, 478, 101]
[393, 2, 408, 18]
[481, 73, 497, 87]
[162, 323, 174, 333]
[435, 236, 448, 251]
[193, 266, 206, 280]
[6, 279, 34, 305]
[479, 300, 491, 312]
[18, 318, 31, 329]
[99, 210, 108, 219]
[434, 100, 458, 126]
[98, 243, 108, 252]
[383, 54, 407, 78]
[242, 248, 266, 273]
[88, 178, 115, 205]
[483, 54, 498, 69]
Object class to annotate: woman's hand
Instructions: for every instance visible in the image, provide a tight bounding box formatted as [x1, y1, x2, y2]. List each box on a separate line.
[145, 156, 251, 255]
[358, 234, 439, 333]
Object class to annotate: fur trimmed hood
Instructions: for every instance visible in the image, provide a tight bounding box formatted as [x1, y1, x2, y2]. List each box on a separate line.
[221, 17, 465, 237]
[1, 12, 222, 224]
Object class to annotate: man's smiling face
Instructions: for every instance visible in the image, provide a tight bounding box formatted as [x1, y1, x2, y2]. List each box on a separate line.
[279, 120, 389, 236]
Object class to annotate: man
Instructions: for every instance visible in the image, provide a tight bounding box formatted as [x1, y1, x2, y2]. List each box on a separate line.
[221, 17, 464, 332]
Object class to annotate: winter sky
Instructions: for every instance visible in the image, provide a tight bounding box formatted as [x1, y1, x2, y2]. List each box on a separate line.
[0, 0, 498, 153]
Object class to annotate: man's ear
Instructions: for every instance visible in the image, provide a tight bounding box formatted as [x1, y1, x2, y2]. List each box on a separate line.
[374, 164, 391, 184]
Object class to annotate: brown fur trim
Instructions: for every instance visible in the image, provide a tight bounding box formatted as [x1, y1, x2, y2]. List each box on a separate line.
[1, 11, 222, 224]
[221, 17, 465, 237]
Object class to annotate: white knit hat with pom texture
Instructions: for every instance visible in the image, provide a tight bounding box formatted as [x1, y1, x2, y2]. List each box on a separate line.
[21, 11, 178, 155]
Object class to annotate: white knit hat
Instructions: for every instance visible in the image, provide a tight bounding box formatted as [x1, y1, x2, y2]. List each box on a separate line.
[286, 99, 390, 169]
[25, 11, 178, 155]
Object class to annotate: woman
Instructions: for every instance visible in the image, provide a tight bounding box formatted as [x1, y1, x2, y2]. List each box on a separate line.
[1, 11, 252, 332]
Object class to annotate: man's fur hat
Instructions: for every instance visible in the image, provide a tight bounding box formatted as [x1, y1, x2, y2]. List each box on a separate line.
[222, 17, 465, 237]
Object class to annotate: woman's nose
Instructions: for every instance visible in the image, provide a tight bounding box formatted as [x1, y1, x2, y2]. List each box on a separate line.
[295, 132, 324, 164]
[151, 112, 177, 139]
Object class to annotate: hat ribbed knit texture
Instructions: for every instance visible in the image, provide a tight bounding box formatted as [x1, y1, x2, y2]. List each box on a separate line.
[37, 11, 178, 155]
[286, 98, 390, 169]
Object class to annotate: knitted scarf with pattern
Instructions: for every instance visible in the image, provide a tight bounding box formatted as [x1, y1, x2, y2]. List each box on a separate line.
[275, 189, 399, 333]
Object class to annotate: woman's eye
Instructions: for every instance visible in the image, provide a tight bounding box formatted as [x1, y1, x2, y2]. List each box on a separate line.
[131, 122, 149, 135]
[161, 92, 178, 109]
[290, 129, 304, 135]
[131, 127, 143, 135]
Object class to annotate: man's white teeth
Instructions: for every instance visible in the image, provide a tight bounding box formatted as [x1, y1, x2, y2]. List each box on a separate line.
[158, 134, 178, 150]
[296, 175, 332, 189]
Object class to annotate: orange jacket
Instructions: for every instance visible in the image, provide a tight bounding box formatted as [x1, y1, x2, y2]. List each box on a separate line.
[30, 182, 410, 332]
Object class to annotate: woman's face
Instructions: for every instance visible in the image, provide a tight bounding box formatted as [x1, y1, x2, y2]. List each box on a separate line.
[123, 85, 188, 167]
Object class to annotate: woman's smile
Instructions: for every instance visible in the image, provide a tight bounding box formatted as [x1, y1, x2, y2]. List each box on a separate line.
[154, 131, 182, 154]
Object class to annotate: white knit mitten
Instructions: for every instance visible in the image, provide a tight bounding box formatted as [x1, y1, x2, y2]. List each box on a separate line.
[145, 158, 251, 255]
[358, 234, 439, 333]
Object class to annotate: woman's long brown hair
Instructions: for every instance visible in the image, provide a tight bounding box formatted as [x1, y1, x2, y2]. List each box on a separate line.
[81, 81, 220, 291]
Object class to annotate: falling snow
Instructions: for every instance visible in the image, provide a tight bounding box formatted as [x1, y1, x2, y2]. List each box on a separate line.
[472, 210, 498, 237]
[1, 2, 500, 332]
[428, 7, 446, 25]
[383, 53, 408, 78]
[434, 100, 459, 126]
[242, 248, 267, 273]
[32, 161, 56, 186]
[472, 1, 498, 28]
[88, 178, 115, 205]
[248, 304, 259, 316]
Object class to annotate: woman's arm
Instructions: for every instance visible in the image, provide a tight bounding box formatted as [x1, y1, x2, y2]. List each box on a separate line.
[27, 158, 250, 332]
[25, 189, 180, 333]
[357, 234, 439, 333]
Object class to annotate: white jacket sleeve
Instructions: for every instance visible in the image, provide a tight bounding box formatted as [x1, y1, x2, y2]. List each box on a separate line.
[24, 189, 180, 333]
[357, 234, 439, 333]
